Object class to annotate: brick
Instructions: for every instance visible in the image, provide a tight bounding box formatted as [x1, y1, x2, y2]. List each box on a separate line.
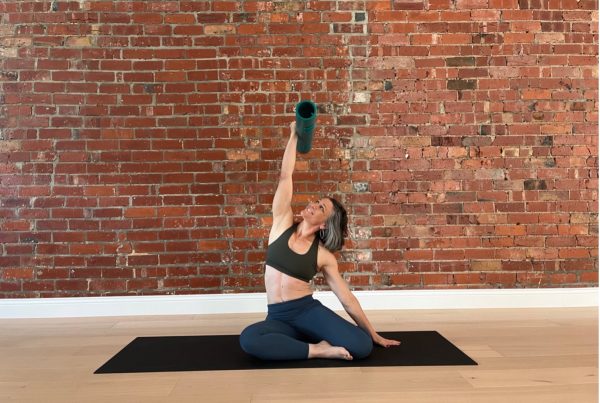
[65, 36, 92, 47]
[447, 79, 477, 90]
[471, 260, 503, 271]
[389, 274, 421, 285]
[164, 14, 196, 24]
[485, 272, 517, 286]
[505, 33, 535, 43]
[455, 0, 489, 8]
[522, 89, 552, 99]
[524, 179, 548, 190]
[446, 57, 476, 67]
[1, 268, 34, 280]
[204, 24, 236, 35]
[535, 33, 565, 43]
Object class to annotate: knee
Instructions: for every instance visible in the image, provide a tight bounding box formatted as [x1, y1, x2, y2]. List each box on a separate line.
[348, 330, 373, 359]
[239, 325, 260, 355]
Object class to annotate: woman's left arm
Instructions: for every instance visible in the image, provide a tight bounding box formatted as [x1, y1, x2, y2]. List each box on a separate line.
[320, 254, 401, 348]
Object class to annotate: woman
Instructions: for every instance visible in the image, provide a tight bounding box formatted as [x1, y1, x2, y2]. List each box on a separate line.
[240, 122, 400, 361]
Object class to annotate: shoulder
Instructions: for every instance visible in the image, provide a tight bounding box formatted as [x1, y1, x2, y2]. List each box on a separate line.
[317, 244, 337, 272]
[317, 246, 349, 293]
[268, 218, 295, 244]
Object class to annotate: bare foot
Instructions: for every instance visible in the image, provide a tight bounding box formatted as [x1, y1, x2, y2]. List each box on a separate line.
[308, 340, 353, 360]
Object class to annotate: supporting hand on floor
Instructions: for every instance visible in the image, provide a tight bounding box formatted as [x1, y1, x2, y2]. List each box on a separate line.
[373, 333, 401, 348]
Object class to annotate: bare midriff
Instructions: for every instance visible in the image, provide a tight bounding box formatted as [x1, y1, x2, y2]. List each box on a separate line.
[265, 265, 313, 304]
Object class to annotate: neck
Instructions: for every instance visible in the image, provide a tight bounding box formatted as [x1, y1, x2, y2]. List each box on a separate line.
[296, 221, 319, 240]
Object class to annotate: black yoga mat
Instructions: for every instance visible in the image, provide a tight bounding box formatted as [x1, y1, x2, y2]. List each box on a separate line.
[95, 331, 477, 373]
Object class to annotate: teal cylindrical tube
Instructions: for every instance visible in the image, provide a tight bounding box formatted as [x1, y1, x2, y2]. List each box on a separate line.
[295, 100, 317, 154]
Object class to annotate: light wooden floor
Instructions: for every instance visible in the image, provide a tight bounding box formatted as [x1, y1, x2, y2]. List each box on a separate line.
[0, 307, 597, 403]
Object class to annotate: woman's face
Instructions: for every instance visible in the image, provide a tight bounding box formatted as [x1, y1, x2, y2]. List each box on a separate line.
[301, 197, 334, 227]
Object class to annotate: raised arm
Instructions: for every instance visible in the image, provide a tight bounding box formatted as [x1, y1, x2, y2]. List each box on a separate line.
[270, 122, 297, 238]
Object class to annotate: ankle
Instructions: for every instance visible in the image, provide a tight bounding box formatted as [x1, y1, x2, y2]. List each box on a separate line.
[307, 343, 320, 359]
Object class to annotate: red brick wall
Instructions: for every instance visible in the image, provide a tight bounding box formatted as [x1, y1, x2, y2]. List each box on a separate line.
[0, 1, 597, 297]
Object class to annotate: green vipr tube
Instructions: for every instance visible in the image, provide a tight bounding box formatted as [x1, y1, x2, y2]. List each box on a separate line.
[295, 100, 317, 154]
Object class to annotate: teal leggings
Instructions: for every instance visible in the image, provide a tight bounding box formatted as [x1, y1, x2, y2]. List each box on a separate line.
[239, 295, 373, 360]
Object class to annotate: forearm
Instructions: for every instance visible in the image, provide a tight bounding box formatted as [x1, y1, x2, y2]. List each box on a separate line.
[280, 130, 298, 179]
[344, 295, 378, 339]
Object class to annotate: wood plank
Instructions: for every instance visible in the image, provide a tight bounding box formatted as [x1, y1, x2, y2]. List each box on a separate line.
[460, 366, 598, 388]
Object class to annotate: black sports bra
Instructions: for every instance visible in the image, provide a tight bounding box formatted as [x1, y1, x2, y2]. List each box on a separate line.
[265, 223, 319, 282]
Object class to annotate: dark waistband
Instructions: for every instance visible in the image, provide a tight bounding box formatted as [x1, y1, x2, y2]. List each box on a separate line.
[267, 294, 315, 314]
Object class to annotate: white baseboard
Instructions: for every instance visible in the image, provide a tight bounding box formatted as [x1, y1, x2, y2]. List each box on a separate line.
[0, 288, 597, 319]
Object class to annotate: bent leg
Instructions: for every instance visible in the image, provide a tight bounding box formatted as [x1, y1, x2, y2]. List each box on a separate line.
[239, 319, 309, 361]
[293, 301, 373, 359]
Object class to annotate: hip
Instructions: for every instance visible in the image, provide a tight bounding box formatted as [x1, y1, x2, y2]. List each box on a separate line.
[266, 294, 320, 322]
